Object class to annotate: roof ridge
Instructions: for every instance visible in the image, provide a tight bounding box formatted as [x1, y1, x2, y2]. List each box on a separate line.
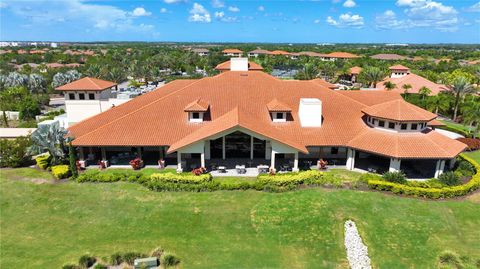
[72, 78, 203, 141]
[423, 131, 453, 156]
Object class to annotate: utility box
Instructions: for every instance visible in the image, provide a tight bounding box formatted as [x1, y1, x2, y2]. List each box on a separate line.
[134, 257, 159, 269]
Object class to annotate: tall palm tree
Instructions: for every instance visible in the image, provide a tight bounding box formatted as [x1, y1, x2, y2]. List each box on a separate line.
[450, 76, 476, 121]
[462, 100, 480, 138]
[85, 64, 102, 78]
[418, 86, 431, 100]
[383, 81, 396, 91]
[295, 63, 318, 80]
[28, 124, 69, 165]
[426, 93, 450, 114]
[359, 67, 384, 88]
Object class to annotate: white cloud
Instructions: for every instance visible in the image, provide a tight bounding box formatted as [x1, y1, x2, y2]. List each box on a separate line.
[465, 1, 480, 12]
[211, 0, 224, 8]
[327, 13, 364, 27]
[189, 3, 211, 23]
[228, 6, 240, 12]
[375, 10, 406, 29]
[258, 6, 265, 11]
[314, 19, 321, 23]
[214, 11, 238, 22]
[131, 7, 151, 17]
[343, 0, 356, 8]
[160, 8, 168, 13]
[164, 0, 186, 3]
[214, 11, 224, 18]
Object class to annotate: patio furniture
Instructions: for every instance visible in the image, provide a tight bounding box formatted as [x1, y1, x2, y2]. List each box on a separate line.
[257, 165, 269, 174]
[158, 159, 165, 169]
[218, 166, 227, 173]
[317, 159, 328, 170]
[235, 165, 246, 174]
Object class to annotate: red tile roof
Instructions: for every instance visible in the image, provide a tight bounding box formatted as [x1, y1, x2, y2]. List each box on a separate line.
[270, 50, 291, 55]
[310, 79, 338, 89]
[214, 60, 263, 71]
[325, 52, 360, 59]
[69, 71, 465, 159]
[222, 49, 243, 53]
[184, 99, 210, 112]
[362, 99, 437, 122]
[56, 77, 117, 91]
[349, 66, 362, 75]
[389, 64, 410, 70]
[266, 99, 292, 112]
[371, 54, 410, 60]
[376, 73, 449, 95]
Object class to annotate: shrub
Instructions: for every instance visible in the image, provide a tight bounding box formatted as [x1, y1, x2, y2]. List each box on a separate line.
[35, 153, 51, 169]
[150, 172, 212, 184]
[456, 138, 480, 151]
[438, 251, 463, 268]
[0, 136, 32, 167]
[109, 252, 123, 265]
[62, 264, 80, 269]
[456, 159, 475, 177]
[122, 252, 147, 265]
[438, 171, 460, 186]
[19, 97, 41, 120]
[93, 264, 107, 269]
[257, 170, 324, 186]
[382, 171, 407, 184]
[51, 165, 70, 179]
[161, 253, 180, 268]
[78, 254, 96, 268]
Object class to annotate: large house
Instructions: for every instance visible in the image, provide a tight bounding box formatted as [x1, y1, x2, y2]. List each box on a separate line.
[222, 49, 243, 57]
[69, 58, 465, 179]
[376, 65, 449, 95]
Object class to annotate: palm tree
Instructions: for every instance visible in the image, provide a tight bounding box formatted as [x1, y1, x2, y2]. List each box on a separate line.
[418, 86, 431, 101]
[28, 124, 69, 165]
[402, 84, 412, 94]
[462, 100, 480, 138]
[295, 63, 318, 80]
[359, 67, 384, 88]
[85, 64, 102, 77]
[426, 93, 450, 114]
[450, 76, 476, 121]
[27, 73, 46, 94]
[383, 81, 396, 91]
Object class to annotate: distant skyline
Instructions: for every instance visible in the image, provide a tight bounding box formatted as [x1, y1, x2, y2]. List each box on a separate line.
[1, 0, 479, 44]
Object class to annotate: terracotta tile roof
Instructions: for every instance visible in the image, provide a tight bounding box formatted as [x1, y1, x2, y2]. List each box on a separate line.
[56, 77, 117, 91]
[266, 99, 291, 112]
[270, 50, 291, 55]
[325, 52, 360, 59]
[389, 64, 410, 70]
[248, 49, 271, 55]
[310, 79, 338, 89]
[371, 54, 410, 60]
[184, 99, 210, 112]
[376, 73, 449, 95]
[46, 63, 64, 68]
[192, 48, 209, 53]
[69, 71, 465, 159]
[349, 66, 362, 75]
[222, 49, 243, 53]
[427, 119, 445, 126]
[362, 99, 437, 122]
[298, 51, 323, 57]
[214, 60, 263, 71]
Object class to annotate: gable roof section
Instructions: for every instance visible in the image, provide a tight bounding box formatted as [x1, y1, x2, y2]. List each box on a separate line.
[362, 99, 437, 122]
[222, 49, 243, 53]
[325, 52, 360, 59]
[310, 79, 338, 89]
[389, 64, 410, 70]
[266, 99, 291, 112]
[349, 66, 362, 75]
[371, 54, 410, 60]
[215, 60, 263, 71]
[376, 73, 449, 95]
[56, 77, 117, 91]
[184, 99, 209, 112]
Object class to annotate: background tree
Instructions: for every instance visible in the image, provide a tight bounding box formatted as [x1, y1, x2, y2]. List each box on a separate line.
[418, 86, 431, 100]
[383, 81, 396, 91]
[295, 63, 318, 80]
[27, 73, 47, 94]
[28, 124, 69, 165]
[461, 99, 480, 137]
[359, 66, 384, 87]
[450, 76, 475, 121]
[426, 93, 450, 114]
[4, 72, 28, 88]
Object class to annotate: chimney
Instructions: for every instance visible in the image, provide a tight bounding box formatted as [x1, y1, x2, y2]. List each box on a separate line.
[298, 98, 322, 127]
[230, 57, 249, 71]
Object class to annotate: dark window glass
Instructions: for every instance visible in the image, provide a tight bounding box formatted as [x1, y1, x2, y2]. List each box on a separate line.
[192, 112, 200, 119]
[331, 147, 339, 154]
[68, 93, 75, 100]
[379, 120, 385, 127]
[411, 123, 418, 130]
[276, 113, 284, 119]
[89, 93, 95, 100]
[388, 122, 395, 129]
[79, 93, 85, 100]
[401, 123, 407, 130]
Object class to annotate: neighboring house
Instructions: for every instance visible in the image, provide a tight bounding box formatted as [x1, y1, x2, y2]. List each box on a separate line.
[55, 77, 130, 128]
[320, 52, 360, 61]
[214, 59, 263, 73]
[192, 48, 209, 57]
[370, 54, 411, 61]
[348, 66, 362, 83]
[222, 49, 243, 57]
[248, 49, 271, 57]
[68, 59, 465, 179]
[270, 50, 291, 57]
[376, 65, 449, 95]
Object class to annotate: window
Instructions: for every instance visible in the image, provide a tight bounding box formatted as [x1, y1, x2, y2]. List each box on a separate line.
[68, 93, 75, 100]
[379, 120, 385, 127]
[192, 112, 200, 119]
[388, 122, 395, 129]
[89, 93, 95, 100]
[189, 112, 203, 122]
[330, 147, 339, 154]
[411, 123, 418, 130]
[373, 119, 378, 125]
[275, 113, 285, 119]
[401, 123, 407, 130]
[79, 93, 85, 100]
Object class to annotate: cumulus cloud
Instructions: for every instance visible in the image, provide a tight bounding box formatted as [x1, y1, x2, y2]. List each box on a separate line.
[228, 6, 240, 12]
[214, 11, 238, 22]
[465, 1, 480, 12]
[189, 3, 211, 22]
[327, 13, 364, 27]
[160, 8, 168, 13]
[211, 0, 225, 8]
[343, 0, 356, 8]
[131, 7, 151, 17]
[164, 0, 186, 3]
[258, 5, 265, 11]
[375, 0, 459, 31]
[314, 19, 321, 23]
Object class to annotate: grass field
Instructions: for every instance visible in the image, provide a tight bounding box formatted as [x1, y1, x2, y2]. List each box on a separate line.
[464, 150, 480, 165]
[1, 168, 479, 269]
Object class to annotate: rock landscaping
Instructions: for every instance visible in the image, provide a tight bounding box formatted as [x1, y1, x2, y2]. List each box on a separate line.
[344, 220, 371, 269]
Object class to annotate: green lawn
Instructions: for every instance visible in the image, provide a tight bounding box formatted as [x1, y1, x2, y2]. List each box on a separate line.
[1, 168, 479, 269]
[464, 150, 480, 165]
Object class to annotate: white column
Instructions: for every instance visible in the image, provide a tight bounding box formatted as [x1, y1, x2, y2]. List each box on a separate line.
[250, 136, 254, 160]
[222, 136, 226, 160]
[176, 152, 183, 173]
[270, 150, 276, 169]
[434, 160, 445, 178]
[293, 152, 299, 172]
[205, 140, 211, 160]
[346, 148, 355, 170]
[101, 148, 107, 161]
[200, 153, 205, 168]
[265, 141, 271, 160]
[389, 158, 401, 172]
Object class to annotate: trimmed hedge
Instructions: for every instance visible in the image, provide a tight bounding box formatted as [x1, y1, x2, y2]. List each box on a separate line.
[51, 165, 70, 179]
[150, 172, 212, 184]
[35, 154, 51, 170]
[367, 154, 480, 199]
[257, 170, 324, 186]
[76, 169, 147, 183]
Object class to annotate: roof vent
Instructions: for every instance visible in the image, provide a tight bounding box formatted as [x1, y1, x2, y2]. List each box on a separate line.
[230, 57, 249, 71]
[299, 98, 322, 127]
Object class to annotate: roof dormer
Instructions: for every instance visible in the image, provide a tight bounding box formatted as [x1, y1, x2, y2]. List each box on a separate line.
[267, 99, 291, 122]
[184, 99, 209, 123]
[389, 65, 410, 78]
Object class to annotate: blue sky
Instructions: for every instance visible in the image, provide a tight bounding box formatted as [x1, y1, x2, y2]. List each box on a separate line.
[1, 0, 479, 43]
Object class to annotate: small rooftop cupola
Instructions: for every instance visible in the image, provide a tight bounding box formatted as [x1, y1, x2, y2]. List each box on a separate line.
[184, 99, 209, 123]
[230, 57, 249, 71]
[362, 99, 437, 133]
[298, 98, 322, 127]
[267, 99, 291, 122]
[389, 65, 410, 78]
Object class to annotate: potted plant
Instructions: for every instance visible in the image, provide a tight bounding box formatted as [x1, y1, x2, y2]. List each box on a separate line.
[129, 158, 144, 170]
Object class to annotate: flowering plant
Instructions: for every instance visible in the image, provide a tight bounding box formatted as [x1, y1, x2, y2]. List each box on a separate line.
[129, 158, 144, 170]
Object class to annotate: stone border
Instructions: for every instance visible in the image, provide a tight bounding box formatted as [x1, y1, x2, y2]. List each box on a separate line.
[344, 220, 371, 269]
